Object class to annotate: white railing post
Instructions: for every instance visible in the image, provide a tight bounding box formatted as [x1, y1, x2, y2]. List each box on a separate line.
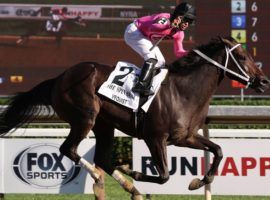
[203, 124, 211, 200]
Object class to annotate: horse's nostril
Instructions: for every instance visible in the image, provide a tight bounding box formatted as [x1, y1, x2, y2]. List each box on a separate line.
[257, 87, 265, 93]
[261, 79, 270, 86]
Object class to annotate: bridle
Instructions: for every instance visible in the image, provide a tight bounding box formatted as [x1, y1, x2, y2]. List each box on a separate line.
[193, 43, 252, 88]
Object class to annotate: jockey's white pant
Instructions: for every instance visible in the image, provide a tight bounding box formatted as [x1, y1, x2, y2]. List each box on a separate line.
[46, 20, 62, 32]
[124, 23, 165, 68]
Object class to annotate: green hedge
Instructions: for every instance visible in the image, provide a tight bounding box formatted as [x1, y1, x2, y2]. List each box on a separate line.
[1, 97, 270, 105]
[1, 97, 270, 166]
[211, 98, 270, 105]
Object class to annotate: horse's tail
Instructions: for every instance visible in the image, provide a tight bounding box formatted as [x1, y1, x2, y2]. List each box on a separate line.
[0, 77, 57, 135]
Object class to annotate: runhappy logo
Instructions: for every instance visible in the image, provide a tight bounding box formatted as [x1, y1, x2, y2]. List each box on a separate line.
[13, 144, 81, 188]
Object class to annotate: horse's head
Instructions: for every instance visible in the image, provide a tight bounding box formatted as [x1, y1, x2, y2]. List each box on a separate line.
[220, 36, 269, 93]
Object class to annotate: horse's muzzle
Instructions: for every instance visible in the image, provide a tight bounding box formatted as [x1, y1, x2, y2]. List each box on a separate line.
[250, 77, 270, 93]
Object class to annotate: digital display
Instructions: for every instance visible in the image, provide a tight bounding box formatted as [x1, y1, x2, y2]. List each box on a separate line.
[196, 0, 270, 95]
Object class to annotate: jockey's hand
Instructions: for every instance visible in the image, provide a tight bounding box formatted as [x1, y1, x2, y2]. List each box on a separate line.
[171, 17, 181, 29]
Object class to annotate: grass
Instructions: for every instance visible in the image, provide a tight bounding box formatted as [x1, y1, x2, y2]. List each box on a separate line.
[4, 194, 270, 200]
[210, 98, 270, 106]
[3, 174, 270, 200]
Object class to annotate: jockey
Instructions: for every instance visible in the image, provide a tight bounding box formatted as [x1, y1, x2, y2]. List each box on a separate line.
[124, 2, 196, 96]
[46, 7, 68, 32]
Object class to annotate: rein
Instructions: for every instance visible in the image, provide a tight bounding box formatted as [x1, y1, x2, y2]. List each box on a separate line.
[193, 44, 251, 88]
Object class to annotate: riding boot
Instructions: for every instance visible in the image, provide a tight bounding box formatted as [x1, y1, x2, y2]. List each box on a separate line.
[132, 58, 157, 96]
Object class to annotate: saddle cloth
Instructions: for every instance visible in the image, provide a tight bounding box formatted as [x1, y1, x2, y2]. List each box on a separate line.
[98, 61, 168, 112]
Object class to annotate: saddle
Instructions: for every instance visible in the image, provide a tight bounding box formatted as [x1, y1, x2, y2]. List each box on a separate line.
[98, 61, 168, 136]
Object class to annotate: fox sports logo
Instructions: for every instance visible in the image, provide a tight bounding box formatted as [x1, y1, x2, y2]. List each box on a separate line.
[13, 144, 81, 188]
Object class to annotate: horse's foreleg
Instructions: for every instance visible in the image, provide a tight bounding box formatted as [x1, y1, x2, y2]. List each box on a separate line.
[118, 138, 170, 185]
[179, 133, 223, 190]
[93, 119, 143, 200]
[116, 164, 168, 184]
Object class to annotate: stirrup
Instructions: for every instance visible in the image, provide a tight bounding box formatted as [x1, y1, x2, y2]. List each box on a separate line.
[142, 89, 154, 96]
[132, 82, 143, 92]
[132, 83, 154, 96]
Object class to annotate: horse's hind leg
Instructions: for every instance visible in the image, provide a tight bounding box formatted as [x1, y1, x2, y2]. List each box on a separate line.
[58, 97, 103, 183]
[59, 121, 102, 181]
[93, 119, 143, 200]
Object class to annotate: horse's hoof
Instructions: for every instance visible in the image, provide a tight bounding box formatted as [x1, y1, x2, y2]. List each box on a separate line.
[132, 194, 144, 200]
[188, 178, 204, 190]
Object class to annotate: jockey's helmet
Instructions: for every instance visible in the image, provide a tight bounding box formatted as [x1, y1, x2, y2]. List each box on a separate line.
[170, 2, 196, 23]
[62, 7, 68, 13]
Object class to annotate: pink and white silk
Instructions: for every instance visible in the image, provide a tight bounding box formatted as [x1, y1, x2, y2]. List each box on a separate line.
[124, 13, 187, 68]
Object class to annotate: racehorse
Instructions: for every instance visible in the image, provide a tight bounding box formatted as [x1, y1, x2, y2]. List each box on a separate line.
[16, 16, 86, 45]
[0, 36, 269, 200]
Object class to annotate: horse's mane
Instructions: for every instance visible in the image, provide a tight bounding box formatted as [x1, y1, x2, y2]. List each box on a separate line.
[168, 36, 233, 73]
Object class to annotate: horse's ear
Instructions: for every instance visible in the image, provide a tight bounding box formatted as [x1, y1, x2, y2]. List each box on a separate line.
[217, 36, 230, 45]
[220, 37, 233, 47]
[217, 36, 223, 42]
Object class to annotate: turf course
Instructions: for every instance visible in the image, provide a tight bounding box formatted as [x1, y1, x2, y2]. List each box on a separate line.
[3, 175, 270, 200]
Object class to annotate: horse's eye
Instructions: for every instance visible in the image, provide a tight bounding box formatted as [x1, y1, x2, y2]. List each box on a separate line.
[238, 55, 246, 60]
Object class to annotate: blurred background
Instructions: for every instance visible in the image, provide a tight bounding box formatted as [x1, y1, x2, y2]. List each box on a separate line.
[0, 0, 269, 98]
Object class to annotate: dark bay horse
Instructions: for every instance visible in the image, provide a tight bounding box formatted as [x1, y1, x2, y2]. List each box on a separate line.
[16, 16, 86, 45]
[0, 36, 269, 200]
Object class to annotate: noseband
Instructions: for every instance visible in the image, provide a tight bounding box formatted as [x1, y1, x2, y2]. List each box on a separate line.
[193, 44, 252, 88]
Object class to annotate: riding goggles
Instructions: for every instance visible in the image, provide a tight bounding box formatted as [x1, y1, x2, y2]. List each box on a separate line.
[181, 16, 194, 24]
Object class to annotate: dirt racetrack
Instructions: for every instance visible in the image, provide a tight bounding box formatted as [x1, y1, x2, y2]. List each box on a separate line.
[0, 35, 268, 96]
[1, 36, 146, 68]
[0, 35, 191, 95]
